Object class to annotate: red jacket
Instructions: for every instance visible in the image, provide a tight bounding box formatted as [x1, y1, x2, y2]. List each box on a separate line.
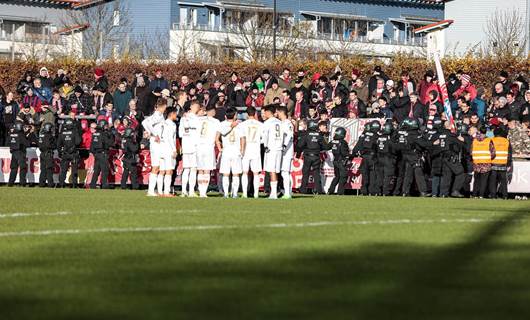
[453, 83, 477, 101]
[418, 80, 441, 105]
[245, 93, 265, 108]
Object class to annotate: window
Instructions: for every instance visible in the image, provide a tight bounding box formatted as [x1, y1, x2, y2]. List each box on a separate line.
[208, 10, 215, 29]
[113, 10, 120, 26]
[180, 8, 188, 25]
[190, 8, 197, 26]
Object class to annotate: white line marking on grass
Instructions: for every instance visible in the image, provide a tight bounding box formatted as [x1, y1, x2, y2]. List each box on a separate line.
[0, 211, 72, 219]
[0, 218, 522, 238]
[0, 209, 202, 219]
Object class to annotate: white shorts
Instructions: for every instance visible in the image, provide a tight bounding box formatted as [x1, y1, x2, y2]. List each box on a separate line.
[219, 155, 242, 175]
[263, 151, 282, 173]
[242, 156, 262, 173]
[182, 153, 197, 168]
[150, 144, 161, 167]
[281, 154, 293, 172]
[197, 147, 216, 171]
[160, 153, 177, 171]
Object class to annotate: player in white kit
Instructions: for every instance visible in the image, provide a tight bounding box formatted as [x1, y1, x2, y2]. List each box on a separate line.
[277, 105, 294, 199]
[196, 105, 221, 197]
[216, 107, 244, 198]
[178, 101, 201, 197]
[141, 98, 167, 196]
[239, 106, 263, 198]
[158, 107, 178, 197]
[261, 105, 284, 199]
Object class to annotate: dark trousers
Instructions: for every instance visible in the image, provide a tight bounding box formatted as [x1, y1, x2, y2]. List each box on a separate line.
[300, 155, 323, 193]
[440, 160, 465, 196]
[402, 160, 427, 195]
[376, 155, 394, 196]
[59, 153, 79, 187]
[121, 160, 138, 189]
[359, 155, 377, 195]
[39, 151, 55, 187]
[329, 160, 348, 195]
[431, 175, 442, 197]
[393, 158, 405, 195]
[8, 151, 27, 186]
[90, 152, 109, 189]
[472, 171, 490, 197]
[489, 170, 508, 199]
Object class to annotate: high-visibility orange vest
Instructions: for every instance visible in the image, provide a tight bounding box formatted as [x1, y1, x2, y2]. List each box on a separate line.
[472, 138, 492, 164]
[491, 137, 509, 165]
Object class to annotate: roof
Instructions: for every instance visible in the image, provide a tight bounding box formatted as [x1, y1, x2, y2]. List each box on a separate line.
[414, 19, 454, 33]
[389, 17, 440, 26]
[202, 1, 291, 14]
[300, 11, 385, 23]
[12, 0, 109, 9]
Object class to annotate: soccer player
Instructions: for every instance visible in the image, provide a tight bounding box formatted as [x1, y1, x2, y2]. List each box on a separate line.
[158, 107, 178, 197]
[239, 106, 264, 198]
[197, 105, 221, 197]
[179, 101, 201, 197]
[277, 105, 294, 199]
[261, 105, 284, 199]
[216, 107, 243, 198]
[142, 98, 167, 196]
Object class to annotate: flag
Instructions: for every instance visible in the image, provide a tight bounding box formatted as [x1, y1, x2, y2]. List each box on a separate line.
[433, 52, 455, 132]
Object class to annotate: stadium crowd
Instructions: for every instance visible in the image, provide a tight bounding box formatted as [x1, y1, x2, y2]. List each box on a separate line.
[0, 65, 529, 199]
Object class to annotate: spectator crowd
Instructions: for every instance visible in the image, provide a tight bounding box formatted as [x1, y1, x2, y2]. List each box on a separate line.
[0, 64, 529, 197]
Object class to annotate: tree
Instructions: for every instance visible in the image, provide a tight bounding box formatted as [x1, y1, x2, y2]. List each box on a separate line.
[484, 8, 527, 58]
[61, 0, 132, 60]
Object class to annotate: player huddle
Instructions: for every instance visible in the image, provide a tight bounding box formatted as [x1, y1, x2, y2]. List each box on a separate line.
[142, 98, 294, 199]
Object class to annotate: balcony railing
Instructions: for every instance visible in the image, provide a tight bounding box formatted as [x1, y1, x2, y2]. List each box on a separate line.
[172, 23, 427, 47]
[0, 33, 66, 45]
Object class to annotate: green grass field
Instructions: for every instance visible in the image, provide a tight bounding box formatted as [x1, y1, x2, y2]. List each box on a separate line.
[0, 188, 529, 320]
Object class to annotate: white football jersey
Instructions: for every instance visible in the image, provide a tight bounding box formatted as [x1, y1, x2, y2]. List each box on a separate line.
[160, 119, 177, 153]
[198, 116, 221, 148]
[219, 120, 243, 156]
[178, 112, 201, 154]
[262, 117, 283, 152]
[281, 119, 294, 156]
[141, 111, 164, 144]
[239, 118, 264, 158]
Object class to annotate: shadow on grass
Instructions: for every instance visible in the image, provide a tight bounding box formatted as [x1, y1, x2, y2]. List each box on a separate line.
[0, 208, 529, 320]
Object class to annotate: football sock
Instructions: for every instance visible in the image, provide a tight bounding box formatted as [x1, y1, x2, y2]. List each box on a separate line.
[222, 176, 230, 197]
[232, 176, 240, 197]
[270, 181, 278, 198]
[148, 173, 157, 194]
[164, 175, 172, 195]
[242, 173, 249, 196]
[182, 168, 190, 194]
[189, 168, 197, 193]
[282, 171, 291, 197]
[253, 174, 260, 197]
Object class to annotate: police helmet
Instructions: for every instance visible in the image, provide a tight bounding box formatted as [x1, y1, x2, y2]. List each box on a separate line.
[13, 121, 24, 133]
[123, 127, 135, 138]
[307, 120, 319, 132]
[363, 122, 372, 133]
[432, 118, 443, 130]
[382, 121, 394, 135]
[63, 118, 75, 130]
[42, 122, 53, 134]
[97, 119, 108, 130]
[370, 120, 381, 133]
[458, 123, 469, 135]
[334, 127, 346, 140]
[403, 117, 419, 131]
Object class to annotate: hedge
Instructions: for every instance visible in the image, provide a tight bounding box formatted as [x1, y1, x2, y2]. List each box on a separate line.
[1, 55, 529, 96]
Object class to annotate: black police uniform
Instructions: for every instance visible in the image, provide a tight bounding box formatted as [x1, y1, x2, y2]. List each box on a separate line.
[8, 123, 30, 186]
[89, 127, 114, 189]
[328, 135, 350, 195]
[394, 124, 430, 196]
[375, 131, 395, 196]
[459, 130, 473, 197]
[297, 124, 328, 194]
[57, 124, 82, 188]
[38, 127, 56, 187]
[120, 134, 139, 189]
[439, 128, 465, 197]
[424, 125, 442, 196]
[352, 129, 378, 195]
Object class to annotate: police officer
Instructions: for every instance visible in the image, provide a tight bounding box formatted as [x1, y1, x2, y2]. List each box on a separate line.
[38, 122, 56, 188]
[89, 119, 114, 189]
[120, 127, 139, 190]
[327, 127, 350, 195]
[57, 118, 82, 188]
[8, 121, 29, 187]
[394, 118, 431, 197]
[375, 120, 395, 196]
[424, 118, 443, 197]
[352, 120, 379, 195]
[297, 119, 328, 194]
[439, 121, 465, 198]
[457, 123, 473, 197]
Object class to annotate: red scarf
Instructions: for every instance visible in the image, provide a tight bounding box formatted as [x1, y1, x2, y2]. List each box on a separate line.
[294, 100, 302, 119]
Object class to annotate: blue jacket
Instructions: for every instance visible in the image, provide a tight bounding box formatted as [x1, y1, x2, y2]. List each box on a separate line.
[149, 78, 169, 91]
[472, 98, 486, 120]
[34, 86, 52, 103]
